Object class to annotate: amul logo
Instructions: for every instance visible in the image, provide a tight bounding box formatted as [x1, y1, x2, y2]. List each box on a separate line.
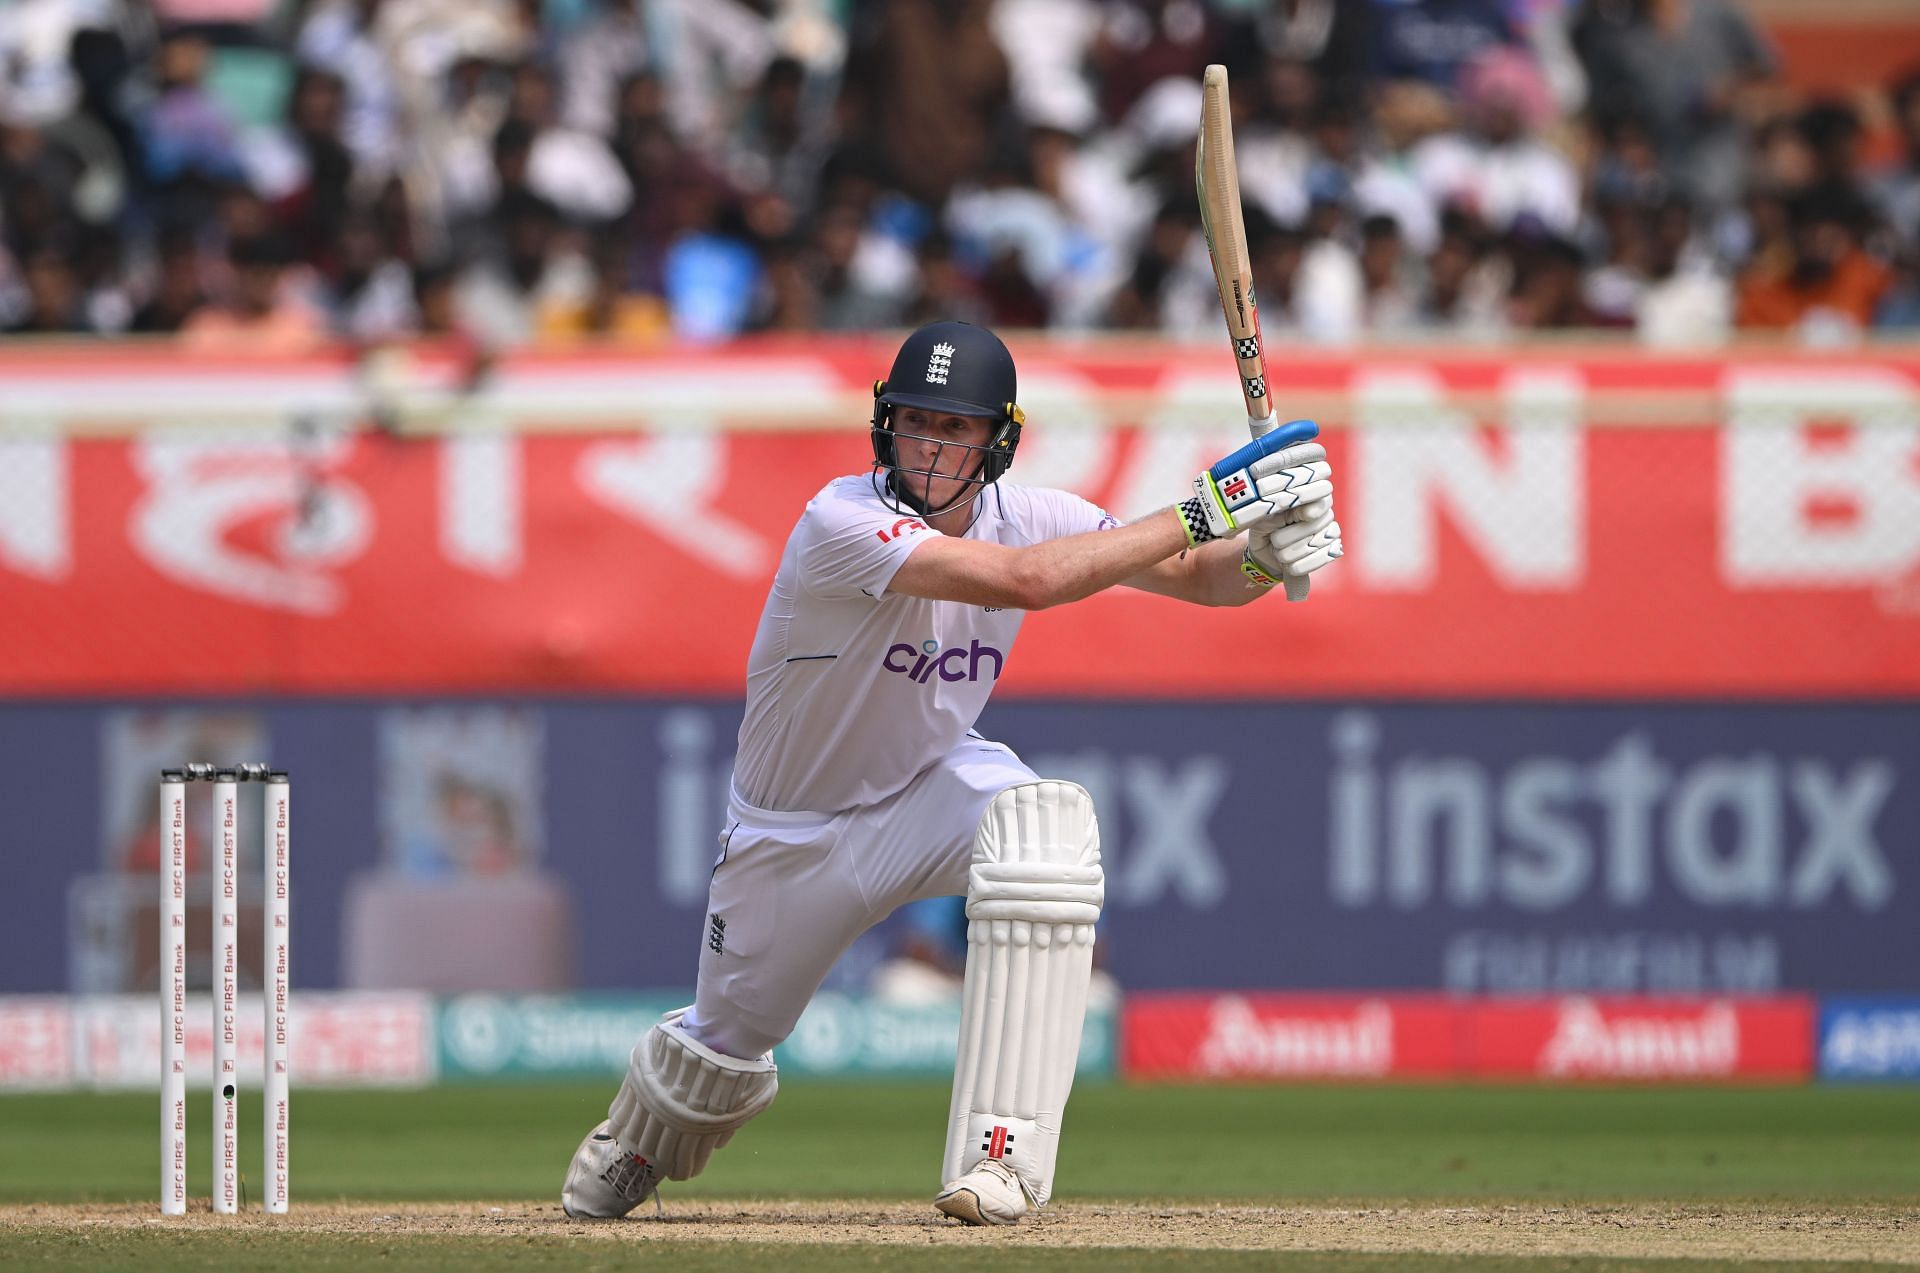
[925, 341, 956, 385]
[883, 638, 1004, 684]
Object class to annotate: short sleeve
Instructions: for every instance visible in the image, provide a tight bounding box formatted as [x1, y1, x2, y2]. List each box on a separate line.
[793, 483, 938, 599]
[1003, 484, 1120, 544]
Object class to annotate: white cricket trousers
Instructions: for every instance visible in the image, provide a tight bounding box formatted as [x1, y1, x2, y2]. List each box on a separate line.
[683, 736, 1037, 1060]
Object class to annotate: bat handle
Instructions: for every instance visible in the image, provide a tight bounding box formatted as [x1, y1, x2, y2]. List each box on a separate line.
[1247, 412, 1310, 603]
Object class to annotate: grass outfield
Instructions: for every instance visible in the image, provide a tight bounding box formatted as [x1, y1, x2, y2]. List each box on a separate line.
[3, 1081, 1916, 1270]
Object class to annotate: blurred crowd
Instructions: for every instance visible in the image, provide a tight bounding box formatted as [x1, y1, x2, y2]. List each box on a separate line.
[1, 0, 1918, 348]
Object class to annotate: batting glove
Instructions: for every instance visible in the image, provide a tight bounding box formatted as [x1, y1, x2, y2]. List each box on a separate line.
[1174, 419, 1332, 546]
[1242, 499, 1343, 593]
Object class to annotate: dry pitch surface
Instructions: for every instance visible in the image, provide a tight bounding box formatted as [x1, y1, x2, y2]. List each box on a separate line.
[5, 1201, 1916, 1264]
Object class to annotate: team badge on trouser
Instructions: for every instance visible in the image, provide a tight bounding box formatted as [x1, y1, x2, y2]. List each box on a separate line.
[937, 781, 1103, 1223]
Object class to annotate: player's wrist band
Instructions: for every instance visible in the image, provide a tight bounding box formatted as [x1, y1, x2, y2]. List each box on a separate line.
[1240, 548, 1280, 588]
[1176, 496, 1218, 545]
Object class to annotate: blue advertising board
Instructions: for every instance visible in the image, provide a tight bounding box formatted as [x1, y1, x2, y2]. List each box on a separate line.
[1, 700, 1914, 998]
[1820, 998, 1920, 1081]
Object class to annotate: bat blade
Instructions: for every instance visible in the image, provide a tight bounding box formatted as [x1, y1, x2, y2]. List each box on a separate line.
[1196, 63, 1273, 436]
[1198, 64, 1309, 600]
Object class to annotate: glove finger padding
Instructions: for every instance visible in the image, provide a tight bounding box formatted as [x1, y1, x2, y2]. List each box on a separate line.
[1263, 505, 1335, 549]
[1269, 498, 1332, 529]
[1269, 519, 1343, 573]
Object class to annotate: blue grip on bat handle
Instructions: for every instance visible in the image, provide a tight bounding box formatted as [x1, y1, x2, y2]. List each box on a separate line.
[1213, 419, 1319, 478]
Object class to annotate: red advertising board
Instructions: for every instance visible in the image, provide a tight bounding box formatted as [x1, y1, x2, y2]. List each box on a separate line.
[2, 342, 1916, 697]
[1123, 993, 1816, 1082]
[1471, 996, 1816, 1082]
[0, 998, 73, 1087]
[1124, 993, 1461, 1080]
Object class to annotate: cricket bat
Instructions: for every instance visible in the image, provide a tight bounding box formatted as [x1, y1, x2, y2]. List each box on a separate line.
[1196, 63, 1310, 601]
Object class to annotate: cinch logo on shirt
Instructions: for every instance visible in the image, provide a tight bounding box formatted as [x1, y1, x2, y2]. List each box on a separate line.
[883, 638, 1004, 684]
[875, 517, 927, 543]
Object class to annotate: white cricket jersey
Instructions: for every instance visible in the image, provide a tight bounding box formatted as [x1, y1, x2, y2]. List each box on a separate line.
[732, 474, 1116, 813]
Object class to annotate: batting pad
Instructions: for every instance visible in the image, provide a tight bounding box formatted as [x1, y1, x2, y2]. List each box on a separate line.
[607, 1008, 778, 1181]
[942, 780, 1104, 1206]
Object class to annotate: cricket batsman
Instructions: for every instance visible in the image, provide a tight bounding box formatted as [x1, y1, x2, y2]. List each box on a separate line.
[562, 320, 1343, 1224]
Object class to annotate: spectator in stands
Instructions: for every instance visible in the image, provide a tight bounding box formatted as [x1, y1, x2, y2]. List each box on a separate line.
[1248, 0, 1375, 115]
[810, 198, 909, 330]
[990, 0, 1103, 143]
[658, 170, 760, 341]
[3, 242, 90, 334]
[1372, 0, 1518, 94]
[615, 108, 705, 301]
[1635, 194, 1732, 346]
[1588, 111, 1669, 210]
[0, 110, 85, 257]
[130, 230, 208, 335]
[140, 30, 246, 228]
[456, 189, 592, 347]
[1584, 190, 1653, 327]
[1736, 183, 1891, 342]
[840, 0, 1008, 208]
[324, 212, 418, 342]
[1105, 196, 1201, 330]
[127, 230, 204, 334]
[552, 0, 651, 140]
[1309, 90, 1440, 256]
[1359, 212, 1421, 334]
[0, 0, 1910, 351]
[726, 55, 833, 220]
[1871, 67, 1920, 249]
[410, 260, 464, 336]
[1292, 188, 1364, 343]
[295, 0, 405, 180]
[1235, 56, 1317, 230]
[1876, 72, 1920, 330]
[1246, 213, 1313, 340]
[1411, 45, 1579, 238]
[1877, 250, 1920, 330]
[1574, 0, 1776, 215]
[1090, 0, 1223, 123]
[1798, 99, 1866, 196]
[948, 128, 1112, 330]
[1022, 118, 1142, 326]
[182, 232, 327, 350]
[536, 230, 668, 340]
[1414, 206, 1508, 336]
[1508, 232, 1617, 329]
[249, 67, 357, 271]
[750, 234, 817, 332]
[505, 61, 632, 227]
[69, 225, 129, 333]
[649, 0, 779, 154]
[900, 228, 990, 329]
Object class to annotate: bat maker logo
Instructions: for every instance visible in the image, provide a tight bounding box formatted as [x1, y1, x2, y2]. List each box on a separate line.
[883, 638, 1004, 684]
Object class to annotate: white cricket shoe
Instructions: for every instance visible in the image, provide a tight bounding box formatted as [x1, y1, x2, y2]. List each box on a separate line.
[561, 1120, 661, 1219]
[934, 1158, 1030, 1226]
